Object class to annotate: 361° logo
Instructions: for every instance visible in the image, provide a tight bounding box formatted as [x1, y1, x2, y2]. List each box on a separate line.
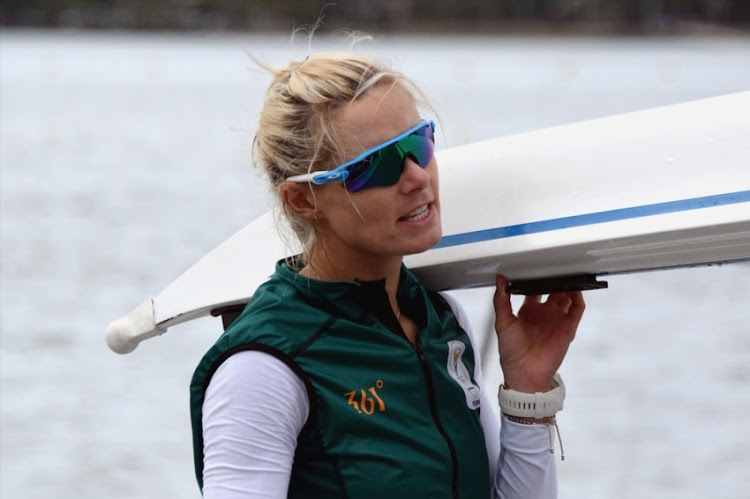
[344, 380, 386, 415]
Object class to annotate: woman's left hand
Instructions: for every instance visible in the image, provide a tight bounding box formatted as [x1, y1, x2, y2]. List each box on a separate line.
[493, 275, 585, 393]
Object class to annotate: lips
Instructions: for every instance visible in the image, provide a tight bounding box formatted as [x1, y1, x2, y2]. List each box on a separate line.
[401, 204, 430, 222]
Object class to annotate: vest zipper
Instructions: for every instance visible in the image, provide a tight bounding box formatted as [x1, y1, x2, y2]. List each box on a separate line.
[414, 337, 460, 499]
[376, 288, 460, 497]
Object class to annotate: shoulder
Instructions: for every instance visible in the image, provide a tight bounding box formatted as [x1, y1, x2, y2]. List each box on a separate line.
[436, 291, 476, 341]
[190, 275, 326, 410]
[436, 291, 469, 323]
[212, 274, 332, 357]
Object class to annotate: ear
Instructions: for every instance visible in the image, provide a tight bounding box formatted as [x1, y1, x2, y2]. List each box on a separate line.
[280, 181, 318, 221]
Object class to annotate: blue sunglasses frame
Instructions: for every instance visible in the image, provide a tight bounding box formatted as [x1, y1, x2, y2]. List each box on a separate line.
[286, 120, 435, 192]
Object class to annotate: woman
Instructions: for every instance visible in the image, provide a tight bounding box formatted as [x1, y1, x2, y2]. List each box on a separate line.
[190, 52, 584, 498]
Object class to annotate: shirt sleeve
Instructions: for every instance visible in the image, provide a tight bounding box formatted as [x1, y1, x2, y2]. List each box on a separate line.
[495, 415, 558, 499]
[201, 350, 309, 499]
[439, 292, 558, 499]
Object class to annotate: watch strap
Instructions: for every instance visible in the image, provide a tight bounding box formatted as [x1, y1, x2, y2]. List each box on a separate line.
[498, 373, 565, 419]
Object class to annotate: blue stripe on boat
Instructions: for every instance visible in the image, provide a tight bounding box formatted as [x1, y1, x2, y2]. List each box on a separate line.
[434, 190, 750, 249]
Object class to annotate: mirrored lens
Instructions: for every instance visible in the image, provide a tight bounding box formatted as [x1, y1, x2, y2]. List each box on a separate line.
[344, 123, 435, 192]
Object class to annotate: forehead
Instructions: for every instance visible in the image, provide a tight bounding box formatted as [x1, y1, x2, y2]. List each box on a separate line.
[334, 83, 420, 153]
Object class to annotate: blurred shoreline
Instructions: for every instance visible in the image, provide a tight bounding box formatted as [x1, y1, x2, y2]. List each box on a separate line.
[2, 1, 749, 37]
[1, 21, 748, 40]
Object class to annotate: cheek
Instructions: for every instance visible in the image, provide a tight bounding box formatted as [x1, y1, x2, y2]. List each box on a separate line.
[343, 194, 400, 239]
[428, 161, 440, 197]
[316, 189, 378, 233]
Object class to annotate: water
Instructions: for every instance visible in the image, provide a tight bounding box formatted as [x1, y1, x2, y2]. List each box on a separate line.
[1, 29, 749, 498]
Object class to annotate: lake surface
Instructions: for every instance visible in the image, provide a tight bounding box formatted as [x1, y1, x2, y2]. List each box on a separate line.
[1, 29, 749, 498]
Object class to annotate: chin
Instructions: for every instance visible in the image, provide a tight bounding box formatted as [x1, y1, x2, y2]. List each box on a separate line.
[407, 228, 443, 256]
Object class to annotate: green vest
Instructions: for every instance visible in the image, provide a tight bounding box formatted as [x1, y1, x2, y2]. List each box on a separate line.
[190, 260, 490, 498]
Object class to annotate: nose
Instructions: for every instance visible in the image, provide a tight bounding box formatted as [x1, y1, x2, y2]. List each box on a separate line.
[399, 157, 431, 191]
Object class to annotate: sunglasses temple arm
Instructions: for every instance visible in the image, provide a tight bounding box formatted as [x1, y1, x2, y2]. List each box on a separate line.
[286, 171, 327, 183]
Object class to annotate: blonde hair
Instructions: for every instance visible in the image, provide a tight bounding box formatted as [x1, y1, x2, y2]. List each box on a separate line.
[252, 52, 430, 260]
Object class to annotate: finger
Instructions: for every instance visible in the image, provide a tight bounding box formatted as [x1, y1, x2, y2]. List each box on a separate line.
[547, 291, 573, 310]
[524, 294, 542, 305]
[567, 291, 586, 323]
[493, 275, 517, 330]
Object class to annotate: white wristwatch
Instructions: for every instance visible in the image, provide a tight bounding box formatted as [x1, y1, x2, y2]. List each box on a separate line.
[498, 373, 565, 419]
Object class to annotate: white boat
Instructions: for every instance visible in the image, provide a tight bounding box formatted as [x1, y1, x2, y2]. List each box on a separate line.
[106, 91, 750, 354]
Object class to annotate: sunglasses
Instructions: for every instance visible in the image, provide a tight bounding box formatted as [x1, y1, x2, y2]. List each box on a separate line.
[286, 120, 436, 193]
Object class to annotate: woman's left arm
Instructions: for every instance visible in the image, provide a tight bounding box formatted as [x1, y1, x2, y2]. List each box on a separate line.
[440, 292, 562, 498]
[490, 275, 585, 499]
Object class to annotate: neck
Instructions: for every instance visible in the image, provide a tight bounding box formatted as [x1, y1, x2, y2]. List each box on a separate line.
[302, 252, 403, 314]
[304, 254, 402, 284]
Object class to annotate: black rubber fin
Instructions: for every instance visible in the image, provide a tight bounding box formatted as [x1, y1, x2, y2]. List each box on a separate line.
[506, 274, 608, 295]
